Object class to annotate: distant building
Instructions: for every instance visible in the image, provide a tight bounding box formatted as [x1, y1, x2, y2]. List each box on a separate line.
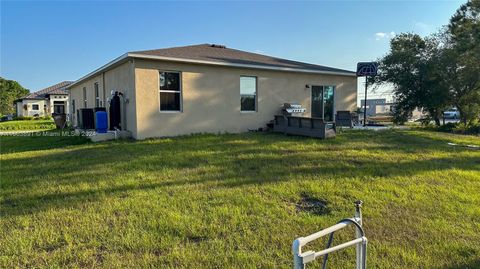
[360, 98, 392, 116]
[14, 81, 72, 117]
[386, 99, 426, 120]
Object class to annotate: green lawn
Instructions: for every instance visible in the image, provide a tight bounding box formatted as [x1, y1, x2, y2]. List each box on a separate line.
[1, 130, 479, 268]
[0, 119, 56, 131]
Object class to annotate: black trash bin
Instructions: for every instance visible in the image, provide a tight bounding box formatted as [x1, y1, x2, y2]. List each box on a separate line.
[53, 113, 67, 129]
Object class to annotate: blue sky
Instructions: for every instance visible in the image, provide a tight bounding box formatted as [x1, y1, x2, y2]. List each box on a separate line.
[1, 0, 464, 100]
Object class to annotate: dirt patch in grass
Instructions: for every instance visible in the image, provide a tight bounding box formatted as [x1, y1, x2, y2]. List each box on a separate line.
[296, 193, 330, 216]
[185, 235, 208, 244]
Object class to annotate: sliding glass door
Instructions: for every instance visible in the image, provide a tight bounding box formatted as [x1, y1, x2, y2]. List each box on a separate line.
[311, 86, 324, 118]
[311, 85, 335, 121]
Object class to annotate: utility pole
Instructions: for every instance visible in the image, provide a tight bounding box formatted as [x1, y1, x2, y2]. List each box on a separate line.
[363, 76, 368, 127]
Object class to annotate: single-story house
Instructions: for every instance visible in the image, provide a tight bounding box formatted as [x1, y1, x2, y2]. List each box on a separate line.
[68, 44, 357, 139]
[15, 81, 72, 117]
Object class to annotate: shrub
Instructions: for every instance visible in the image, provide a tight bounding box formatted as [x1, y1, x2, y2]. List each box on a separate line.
[14, 116, 34, 121]
[0, 119, 56, 131]
[436, 122, 457, 132]
[422, 122, 480, 135]
[453, 123, 480, 135]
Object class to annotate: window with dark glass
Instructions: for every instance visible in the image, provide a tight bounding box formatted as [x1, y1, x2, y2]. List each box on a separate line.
[94, 82, 100, 107]
[159, 71, 181, 111]
[32, 104, 39, 110]
[53, 101, 65, 114]
[72, 100, 76, 113]
[240, 76, 257, 112]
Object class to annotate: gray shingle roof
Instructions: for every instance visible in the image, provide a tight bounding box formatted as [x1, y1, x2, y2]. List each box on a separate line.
[22, 81, 72, 100]
[130, 44, 355, 74]
[69, 44, 356, 89]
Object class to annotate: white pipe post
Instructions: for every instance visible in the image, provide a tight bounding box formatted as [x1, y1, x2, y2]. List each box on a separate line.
[313, 237, 366, 258]
[293, 202, 367, 269]
[292, 239, 304, 269]
[354, 200, 363, 269]
[300, 222, 350, 244]
[361, 237, 368, 269]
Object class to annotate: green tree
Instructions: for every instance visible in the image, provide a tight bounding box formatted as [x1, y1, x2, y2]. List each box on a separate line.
[0, 77, 30, 115]
[372, 33, 449, 125]
[374, 0, 480, 125]
[445, 0, 480, 124]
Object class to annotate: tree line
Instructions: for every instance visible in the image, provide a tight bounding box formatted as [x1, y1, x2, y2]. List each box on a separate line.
[0, 77, 30, 116]
[373, 0, 480, 126]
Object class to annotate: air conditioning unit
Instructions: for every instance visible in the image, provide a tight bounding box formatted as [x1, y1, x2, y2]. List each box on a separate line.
[78, 108, 95, 129]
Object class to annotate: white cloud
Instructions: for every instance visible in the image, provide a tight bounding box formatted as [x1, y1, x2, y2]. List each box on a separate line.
[413, 21, 434, 36]
[375, 31, 396, 41]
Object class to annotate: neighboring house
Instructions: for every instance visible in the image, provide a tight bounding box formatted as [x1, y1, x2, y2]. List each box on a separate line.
[15, 81, 72, 117]
[361, 98, 426, 120]
[68, 44, 357, 139]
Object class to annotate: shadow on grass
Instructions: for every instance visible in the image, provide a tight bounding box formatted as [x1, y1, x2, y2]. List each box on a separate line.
[0, 130, 90, 154]
[1, 130, 479, 218]
[439, 260, 480, 269]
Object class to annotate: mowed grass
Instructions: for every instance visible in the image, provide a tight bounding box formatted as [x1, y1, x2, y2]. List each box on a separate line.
[1, 130, 479, 268]
[0, 120, 55, 131]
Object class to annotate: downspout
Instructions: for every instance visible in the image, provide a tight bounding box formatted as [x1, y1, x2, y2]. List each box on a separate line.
[121, 92, 127, 132]
[102, 72, 106, 107]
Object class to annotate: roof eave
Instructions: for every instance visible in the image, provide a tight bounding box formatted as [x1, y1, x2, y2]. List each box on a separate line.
[14, 97, 45, 102]
[127, 53, 357, 77]
[45, 93, 68, 96]
[68, 52, 356, 89]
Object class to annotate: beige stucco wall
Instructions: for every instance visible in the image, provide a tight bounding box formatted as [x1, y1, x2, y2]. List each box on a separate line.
[16, 99, 46, 117]
[134, 59, 357, 139]
[48, 94, 69, 115]
[69, 60, 137, 136]
[16, 102, 23, 116]
[69, 73, 103, 125]
[105, 60, 137, 137]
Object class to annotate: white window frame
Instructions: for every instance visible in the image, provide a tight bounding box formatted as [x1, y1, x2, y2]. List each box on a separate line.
[83, 87, 87, 108]
[240, 76, 258, 113]
[94, 82, 100, 107]
[311, 85, 336, 120]
[158, 71, 182, 113]
[32, 104, 39, 111]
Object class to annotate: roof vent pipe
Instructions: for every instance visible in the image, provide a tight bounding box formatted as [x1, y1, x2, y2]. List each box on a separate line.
[210, 44, 226, 49]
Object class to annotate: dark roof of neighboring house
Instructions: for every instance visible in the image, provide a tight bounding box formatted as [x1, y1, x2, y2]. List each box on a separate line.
[20, 81, 72, 100]
[130, 44, 355, 75]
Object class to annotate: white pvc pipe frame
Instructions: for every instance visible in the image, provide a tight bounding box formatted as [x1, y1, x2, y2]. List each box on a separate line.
[292, 218, 367, 269]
